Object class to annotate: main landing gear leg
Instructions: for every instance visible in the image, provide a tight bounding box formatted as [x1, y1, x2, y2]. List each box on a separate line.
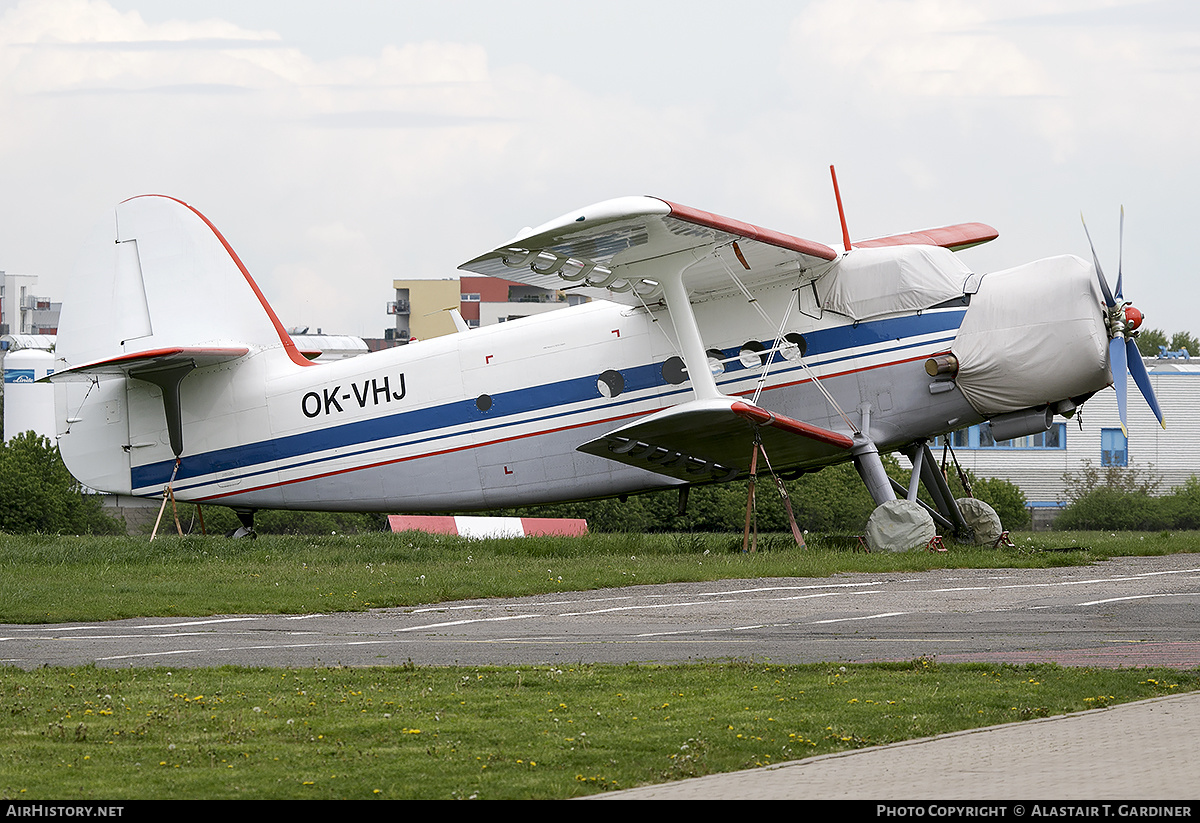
[854, 434, 936, 552]
[898, 440, 1001, 546]
[851, 434, 895, 506]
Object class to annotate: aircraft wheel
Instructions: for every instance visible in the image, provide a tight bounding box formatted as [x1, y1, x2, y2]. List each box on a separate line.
[955, 497, 1002, 546]
[864, 499, 935, 552]
[225, 526, 258, 539]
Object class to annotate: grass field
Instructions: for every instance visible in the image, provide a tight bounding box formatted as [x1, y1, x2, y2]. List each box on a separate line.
[4, 529, 1198, 624]
[3, 660, 1196, 800]
[1, 529, 1198, 799]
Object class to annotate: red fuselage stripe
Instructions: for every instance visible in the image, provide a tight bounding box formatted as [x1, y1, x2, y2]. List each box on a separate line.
[193, 407, 656, 503]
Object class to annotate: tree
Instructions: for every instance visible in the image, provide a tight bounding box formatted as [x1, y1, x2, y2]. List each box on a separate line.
[0, 432, 124, 533]
[1134, 328, 1200, 358]
[1135, 328, 1168, 357]
[1170, 331, 1200, 357]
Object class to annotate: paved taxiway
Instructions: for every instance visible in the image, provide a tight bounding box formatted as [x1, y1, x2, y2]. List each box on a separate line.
[3, 553, 1199, 800]
[4, 555, 1199, 669]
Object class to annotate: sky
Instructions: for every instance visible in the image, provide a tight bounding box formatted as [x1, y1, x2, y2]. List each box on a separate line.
[0, 0, 1198, 339]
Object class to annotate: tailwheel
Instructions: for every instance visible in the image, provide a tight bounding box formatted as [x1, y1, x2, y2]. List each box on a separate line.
[864, 499, 935, 552]
[226, 510, 258, 539]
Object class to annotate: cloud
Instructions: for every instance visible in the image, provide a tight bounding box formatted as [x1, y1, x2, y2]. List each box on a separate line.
[2, 0, 1198, 340]
[781, 0, 1200, 158]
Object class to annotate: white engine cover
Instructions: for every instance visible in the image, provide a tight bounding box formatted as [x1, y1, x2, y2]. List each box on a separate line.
[952, 255, 1109, 415]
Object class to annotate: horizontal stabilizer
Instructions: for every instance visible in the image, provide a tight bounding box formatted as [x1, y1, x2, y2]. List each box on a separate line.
[577, 398, 854, 482]
[48, 346, 250, 382]
[49, 345, 252, 458]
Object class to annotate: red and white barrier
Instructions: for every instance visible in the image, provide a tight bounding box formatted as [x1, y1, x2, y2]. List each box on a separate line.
[387, 515, 588, 538]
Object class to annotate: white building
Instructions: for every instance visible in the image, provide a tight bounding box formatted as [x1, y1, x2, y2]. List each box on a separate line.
[1, 272, 60, 336]
[288, 332, 370, 361]
[929, 354, 1200, 524]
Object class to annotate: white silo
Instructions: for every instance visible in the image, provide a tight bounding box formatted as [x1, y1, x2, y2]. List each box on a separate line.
[3, 348, 56, 442]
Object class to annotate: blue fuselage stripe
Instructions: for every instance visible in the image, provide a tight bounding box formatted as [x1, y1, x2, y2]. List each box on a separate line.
[130, 310, 965, 492]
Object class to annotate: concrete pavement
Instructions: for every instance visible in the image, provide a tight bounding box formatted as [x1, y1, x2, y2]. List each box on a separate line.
[591, 691, 1200, 800]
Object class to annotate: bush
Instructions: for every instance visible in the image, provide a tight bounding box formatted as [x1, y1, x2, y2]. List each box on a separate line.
[1054, 462, 1200, 532]
[1054, 487, 1171, 531]
[0, 431, 125, 534]
[498, 456, 1036, 536]
[1060, 459, 1163, 503]
[154, 504, 385, 536]
[1162, 476, 1200, 530]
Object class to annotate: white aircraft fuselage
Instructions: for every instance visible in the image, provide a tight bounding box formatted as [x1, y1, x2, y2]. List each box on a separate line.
[61, 289, 977, 510]
[50, 191, 1147, 541]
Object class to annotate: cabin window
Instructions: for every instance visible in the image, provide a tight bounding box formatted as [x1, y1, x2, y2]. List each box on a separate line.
[597, 370, 625, 398]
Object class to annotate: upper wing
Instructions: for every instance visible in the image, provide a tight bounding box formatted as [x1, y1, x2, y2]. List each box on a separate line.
[460, 196, 998, 305]
[459, 196, 840, 304]
[853, 223, 999, 252]
[463, 195, 992, 481]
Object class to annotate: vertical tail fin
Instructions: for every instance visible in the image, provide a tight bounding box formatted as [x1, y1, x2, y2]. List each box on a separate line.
[56, 195, 310, 372]
[53, 196, 311, 488]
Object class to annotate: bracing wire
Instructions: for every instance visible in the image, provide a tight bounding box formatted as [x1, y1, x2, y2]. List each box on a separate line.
[716, 246, 858, 432]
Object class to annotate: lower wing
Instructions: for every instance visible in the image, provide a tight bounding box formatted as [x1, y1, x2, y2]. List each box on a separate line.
[577, 398, 855, 483]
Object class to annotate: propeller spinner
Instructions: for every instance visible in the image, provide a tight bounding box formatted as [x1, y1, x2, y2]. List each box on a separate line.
[1081, 209, 1165, 435]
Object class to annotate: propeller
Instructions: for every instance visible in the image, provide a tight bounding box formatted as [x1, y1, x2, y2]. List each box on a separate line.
[1081, 209, 1165, 435]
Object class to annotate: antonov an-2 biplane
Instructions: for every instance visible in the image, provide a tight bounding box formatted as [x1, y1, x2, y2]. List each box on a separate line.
[50, 172, 1163, 548]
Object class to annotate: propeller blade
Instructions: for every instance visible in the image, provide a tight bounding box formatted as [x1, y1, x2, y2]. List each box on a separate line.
[1084, 209, 1163, 434]
[1126, 337, 1166, 429]
[1115, 206, 1124, 301]
[1081, 215, 1117, 308]
[1110, 336, 1128, 436]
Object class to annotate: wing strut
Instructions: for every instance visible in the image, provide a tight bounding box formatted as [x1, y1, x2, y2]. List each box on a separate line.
[654, 249, 722, 400]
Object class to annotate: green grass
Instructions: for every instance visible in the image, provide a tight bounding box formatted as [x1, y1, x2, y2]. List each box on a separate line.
[2, 529, 1197, 624]
[2, 530, 1198, 799]
[3, 660, 1195, 800]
